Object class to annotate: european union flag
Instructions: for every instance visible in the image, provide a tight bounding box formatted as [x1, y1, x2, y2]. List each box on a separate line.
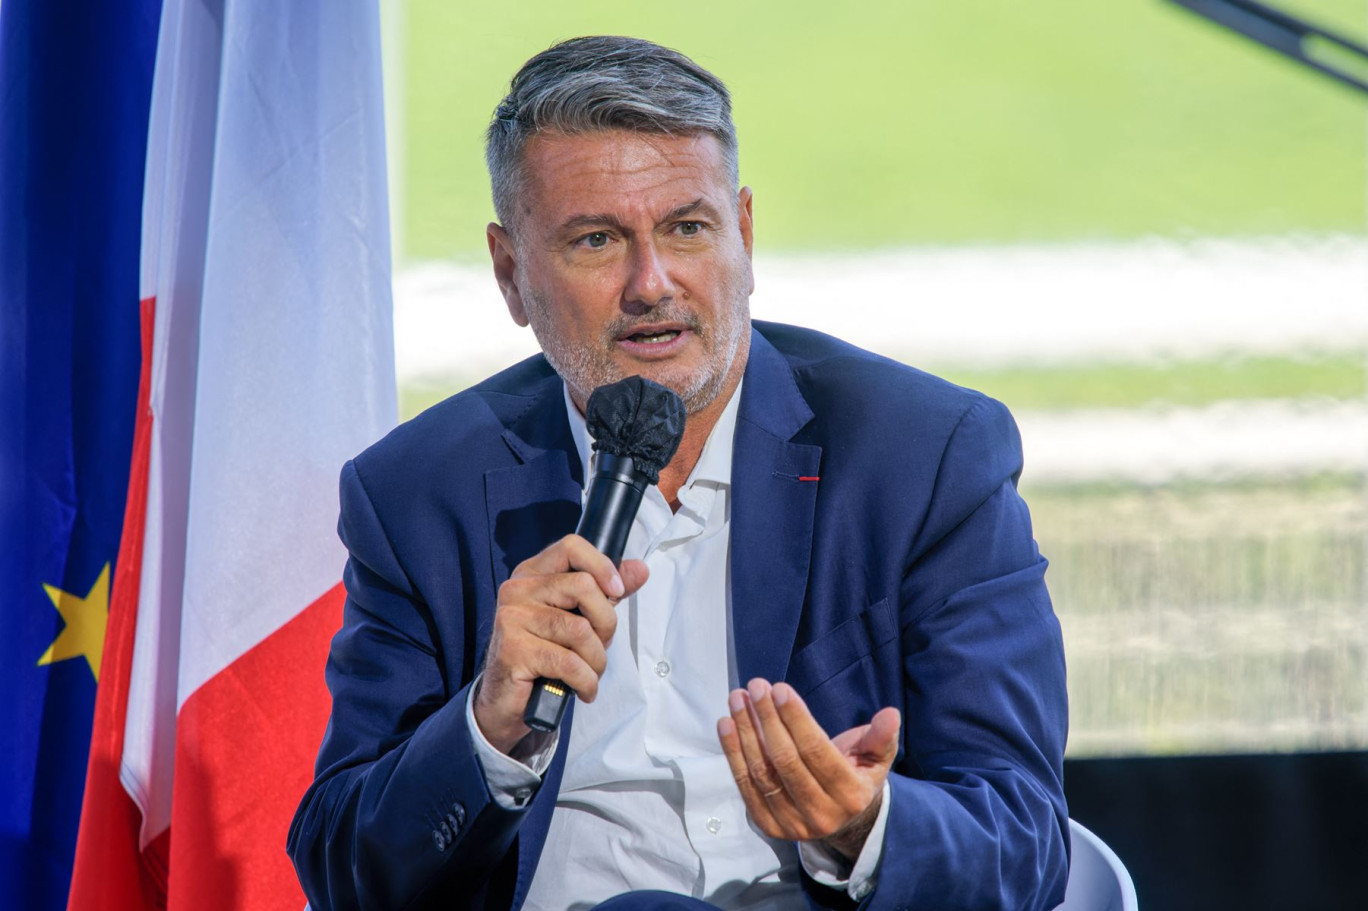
[0, 1, 160, 907]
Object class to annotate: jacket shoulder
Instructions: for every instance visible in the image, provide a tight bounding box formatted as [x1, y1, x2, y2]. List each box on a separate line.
[348, 354, 559, 494]
[754, 320, 999, 432]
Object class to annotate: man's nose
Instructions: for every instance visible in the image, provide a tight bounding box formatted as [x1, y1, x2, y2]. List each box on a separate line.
[621, 240, 678, 312]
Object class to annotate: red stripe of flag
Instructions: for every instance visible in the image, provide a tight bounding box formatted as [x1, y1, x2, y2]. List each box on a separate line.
[166, 585, 343, 909]
[69, 297, 168, 910]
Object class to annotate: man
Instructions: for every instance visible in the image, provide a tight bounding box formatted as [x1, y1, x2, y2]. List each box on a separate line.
[289, 36, 1069, 911]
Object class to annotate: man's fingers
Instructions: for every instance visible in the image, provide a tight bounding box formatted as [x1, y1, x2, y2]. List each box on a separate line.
[720, 684, 901, 846]
[500, 570, 618, 644]
[768, 682, 886, 824]
[735, 684, 817, 837]
[730, 687, 809, 834]
[745, 680, 831, 806]
[512, 534, 625, 599]
[728, 688, 779, 792]
[480, 537, 637, 754]
[717, 712, 782, 834]
[474, 626, 603, 753]
[520, 608, 608, 676]
[748, 680, 869, 834]
[502, 571, 606, 612]
[514, 632, 602, 702]
[770, 683, 863, 785]
[543, 646, 602, 703]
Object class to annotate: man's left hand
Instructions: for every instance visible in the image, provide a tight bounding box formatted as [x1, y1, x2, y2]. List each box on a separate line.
[718, 679, 900, 862]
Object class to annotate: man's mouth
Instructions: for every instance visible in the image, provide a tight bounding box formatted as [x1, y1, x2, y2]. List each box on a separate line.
[626, 329, 681, 345]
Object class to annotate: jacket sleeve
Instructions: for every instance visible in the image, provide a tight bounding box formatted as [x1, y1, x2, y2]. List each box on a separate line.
[287, 460, 525, 911]
[863, 396, 1070, 911]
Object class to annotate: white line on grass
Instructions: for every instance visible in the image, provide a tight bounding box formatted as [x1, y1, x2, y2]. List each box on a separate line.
[395, 234, 1368, 382]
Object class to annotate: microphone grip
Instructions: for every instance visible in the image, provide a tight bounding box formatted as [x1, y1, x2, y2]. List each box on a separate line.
[523, 454, 648, 734]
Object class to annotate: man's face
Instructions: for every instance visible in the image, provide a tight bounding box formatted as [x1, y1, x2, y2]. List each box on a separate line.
[489, 130, 754, 415]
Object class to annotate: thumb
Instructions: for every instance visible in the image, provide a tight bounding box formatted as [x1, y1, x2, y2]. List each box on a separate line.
[617, 559, 650, 598]
[857, 707, 901, 765]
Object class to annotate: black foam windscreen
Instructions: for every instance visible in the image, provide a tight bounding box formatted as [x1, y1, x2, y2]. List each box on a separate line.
[585, 376, 687, 484]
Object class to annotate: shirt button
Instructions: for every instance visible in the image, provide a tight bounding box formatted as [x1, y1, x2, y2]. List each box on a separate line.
[706, 816, 723, 835]
[654, 659, 671, 678]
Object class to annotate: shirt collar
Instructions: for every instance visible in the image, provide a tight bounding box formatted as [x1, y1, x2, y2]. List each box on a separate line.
[564, 378, 743, 491]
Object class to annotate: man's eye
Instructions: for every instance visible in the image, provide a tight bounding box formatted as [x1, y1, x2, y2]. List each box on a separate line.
[677, 222, 703, 236]
[583, 232, 610, 248]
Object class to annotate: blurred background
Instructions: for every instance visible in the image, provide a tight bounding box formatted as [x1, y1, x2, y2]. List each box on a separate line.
[384, 0, 1367, 765]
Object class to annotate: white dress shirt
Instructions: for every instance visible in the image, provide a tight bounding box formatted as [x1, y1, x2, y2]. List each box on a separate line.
[467, 380, 889, 909]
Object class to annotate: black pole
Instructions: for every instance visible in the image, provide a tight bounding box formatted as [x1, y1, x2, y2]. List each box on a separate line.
[1166, 0, 1368, 96]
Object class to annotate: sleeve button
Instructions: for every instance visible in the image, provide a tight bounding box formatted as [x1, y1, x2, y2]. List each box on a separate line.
[451, 802, 466, 828]
[432, 829, 447, 852]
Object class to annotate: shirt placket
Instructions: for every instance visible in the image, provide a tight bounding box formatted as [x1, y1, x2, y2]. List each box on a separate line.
[634, 487, 704, 757]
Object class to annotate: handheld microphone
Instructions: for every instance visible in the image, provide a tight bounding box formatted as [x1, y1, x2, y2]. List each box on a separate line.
[522, 375, 686, 733]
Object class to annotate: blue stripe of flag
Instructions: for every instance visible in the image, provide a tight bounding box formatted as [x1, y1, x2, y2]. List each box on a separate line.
[0, 1, 162, 907]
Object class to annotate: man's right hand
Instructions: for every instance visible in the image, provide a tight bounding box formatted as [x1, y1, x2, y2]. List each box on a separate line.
[473, 534, 649, 755]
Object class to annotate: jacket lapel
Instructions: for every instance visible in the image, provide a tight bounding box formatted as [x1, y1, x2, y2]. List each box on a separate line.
[482, 382, 584, 613]
[730, 330, 822, 686]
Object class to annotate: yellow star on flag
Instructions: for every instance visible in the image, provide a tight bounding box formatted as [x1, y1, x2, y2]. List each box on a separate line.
[38, 562, 110, 681]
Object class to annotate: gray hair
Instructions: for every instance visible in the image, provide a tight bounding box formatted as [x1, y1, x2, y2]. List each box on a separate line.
[485, 36, 739, 233]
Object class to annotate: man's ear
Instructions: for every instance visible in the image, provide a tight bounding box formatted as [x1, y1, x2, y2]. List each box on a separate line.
[737, 186, 756, 295]
[737, 186, 755, 258]
[487, 222, 529, 327]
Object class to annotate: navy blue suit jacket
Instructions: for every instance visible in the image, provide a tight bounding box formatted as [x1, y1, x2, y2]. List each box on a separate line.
[288, 322, 1070, 911]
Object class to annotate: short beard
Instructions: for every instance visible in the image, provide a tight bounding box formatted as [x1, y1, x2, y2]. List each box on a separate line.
[522, 289, 749, 416]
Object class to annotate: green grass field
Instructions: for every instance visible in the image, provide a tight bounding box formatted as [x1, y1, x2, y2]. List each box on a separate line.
[399, 353, 1366, 421]
[402, 0, 1365, 260]
[937, 353, 1367, 411]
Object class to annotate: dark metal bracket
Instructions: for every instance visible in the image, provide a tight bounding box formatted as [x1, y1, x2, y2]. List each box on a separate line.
[1166, 0, 1368, 96]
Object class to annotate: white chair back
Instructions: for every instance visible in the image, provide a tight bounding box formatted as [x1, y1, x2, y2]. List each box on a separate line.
[1053, 819, 1138, 911]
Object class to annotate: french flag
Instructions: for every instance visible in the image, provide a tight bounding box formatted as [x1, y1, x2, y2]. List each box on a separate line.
[60, 1, 397, 908]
